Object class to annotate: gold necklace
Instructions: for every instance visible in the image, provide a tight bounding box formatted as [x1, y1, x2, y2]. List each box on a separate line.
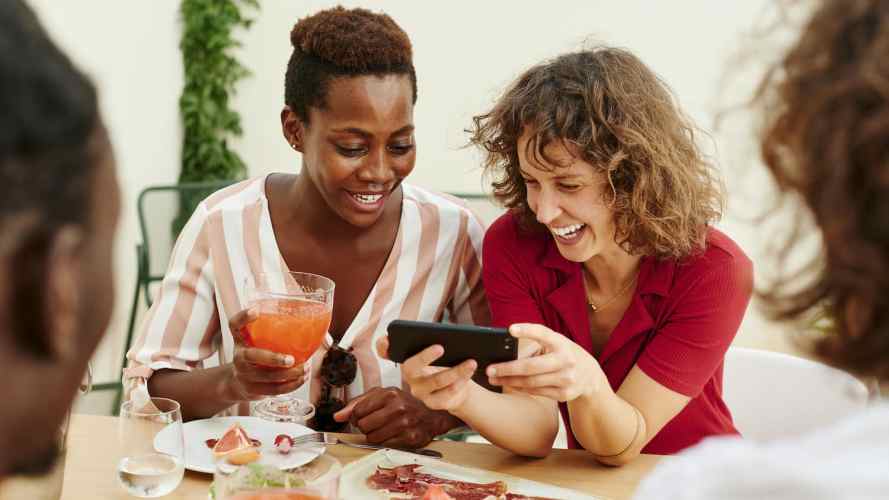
[584, 269, 638, 312]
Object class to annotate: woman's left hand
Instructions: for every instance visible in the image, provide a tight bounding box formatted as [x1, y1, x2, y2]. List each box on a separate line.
[487, 323, 608, 402]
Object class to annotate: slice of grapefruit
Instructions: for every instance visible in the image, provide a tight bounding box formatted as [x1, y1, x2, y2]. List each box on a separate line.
[212, 423, 260, 465]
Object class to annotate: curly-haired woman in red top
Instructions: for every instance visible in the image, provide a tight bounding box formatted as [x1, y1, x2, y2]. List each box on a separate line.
[383, 47, 752, 463]
[126, 6, 489, 449]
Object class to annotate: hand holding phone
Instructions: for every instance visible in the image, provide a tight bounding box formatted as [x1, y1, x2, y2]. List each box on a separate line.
[385, 320, 517, 392]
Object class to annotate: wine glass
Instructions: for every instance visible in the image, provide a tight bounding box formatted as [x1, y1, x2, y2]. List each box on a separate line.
[244, 271, 335, 423]
[116, 397, 185, 498]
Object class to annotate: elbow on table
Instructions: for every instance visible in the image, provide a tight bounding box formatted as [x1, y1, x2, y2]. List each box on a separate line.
[516, 443, 554, 459]
[593, 449, 640, 467]
[495, 431, 557, 459]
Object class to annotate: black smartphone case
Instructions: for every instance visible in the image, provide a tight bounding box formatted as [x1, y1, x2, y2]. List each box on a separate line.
[386, 319, 517, 392]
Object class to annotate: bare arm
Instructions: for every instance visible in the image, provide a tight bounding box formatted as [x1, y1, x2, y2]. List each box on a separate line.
[487, 324, 690, 465]
[568, 366, 689, 465]
[148, 366, 241, 421]
[451, 384, 559, 458]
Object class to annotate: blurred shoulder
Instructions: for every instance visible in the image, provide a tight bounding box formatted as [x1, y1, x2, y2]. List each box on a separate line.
[634, 405, 889, 500]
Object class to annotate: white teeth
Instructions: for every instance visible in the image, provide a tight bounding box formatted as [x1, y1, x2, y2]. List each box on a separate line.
[353, 193, 383, 204]
[551, 224, 585, 237]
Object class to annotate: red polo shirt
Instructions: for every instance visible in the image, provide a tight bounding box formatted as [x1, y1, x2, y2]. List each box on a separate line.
[482, 212, 753, 454]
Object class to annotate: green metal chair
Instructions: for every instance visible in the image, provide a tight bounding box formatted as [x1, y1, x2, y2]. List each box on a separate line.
[91, 180, 237, 413]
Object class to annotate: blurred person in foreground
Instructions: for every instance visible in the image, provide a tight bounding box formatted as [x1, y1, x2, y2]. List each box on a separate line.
[635, 0, 889, 498]
[0, 0, 120, 487]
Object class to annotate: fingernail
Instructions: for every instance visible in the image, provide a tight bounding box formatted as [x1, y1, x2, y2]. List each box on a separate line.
[510, 325, 521, 334]
[282, 355, 295, 366]
[487, 366, 497, 376]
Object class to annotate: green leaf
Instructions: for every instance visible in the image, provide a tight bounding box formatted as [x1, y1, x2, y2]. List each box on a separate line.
[176, 0, 255, 233]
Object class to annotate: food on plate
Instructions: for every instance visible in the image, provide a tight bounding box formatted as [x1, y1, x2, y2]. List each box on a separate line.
[209, 463, 312, 500]
[420, 484, 456, 500]
[207, 437, 262, 449]
[212, 423, 261, 465]
[274, 434, 294, 455]
[227, 490, 321, 500]
[367, 464, 562, 500]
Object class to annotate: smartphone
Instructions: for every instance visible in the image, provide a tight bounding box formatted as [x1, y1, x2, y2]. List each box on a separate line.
[386, 320, 517, 391]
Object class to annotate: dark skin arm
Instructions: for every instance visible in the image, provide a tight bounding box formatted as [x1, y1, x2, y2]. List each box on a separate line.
[146, 309, 309, 421]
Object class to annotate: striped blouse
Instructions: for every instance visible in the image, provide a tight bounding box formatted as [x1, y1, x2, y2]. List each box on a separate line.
[124, 176, 489, 414]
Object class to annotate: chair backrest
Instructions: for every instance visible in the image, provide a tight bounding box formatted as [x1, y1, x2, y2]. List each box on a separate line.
[446, 193, 504, 227]
[137, 180, 236, 291]
[722, 347, 870, 441]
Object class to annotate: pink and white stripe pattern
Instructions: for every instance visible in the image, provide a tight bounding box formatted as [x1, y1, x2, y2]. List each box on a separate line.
[124, 177, 489, 415]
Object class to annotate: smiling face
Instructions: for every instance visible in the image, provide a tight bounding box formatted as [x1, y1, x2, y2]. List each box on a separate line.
[284, 74, 416, 228]
[518, 130, 620, 263]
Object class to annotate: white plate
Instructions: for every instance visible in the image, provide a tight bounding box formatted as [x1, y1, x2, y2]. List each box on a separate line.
[340, 449, 603, 499]
[154, 416, 324, 474]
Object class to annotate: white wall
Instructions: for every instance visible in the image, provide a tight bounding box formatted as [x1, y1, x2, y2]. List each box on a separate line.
[27, 0, 804, 386]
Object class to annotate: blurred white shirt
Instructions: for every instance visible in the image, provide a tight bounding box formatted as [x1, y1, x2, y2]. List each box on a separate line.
[634, 404, 889, 500]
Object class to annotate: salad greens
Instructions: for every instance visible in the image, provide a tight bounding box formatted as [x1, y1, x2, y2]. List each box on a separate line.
[209, 463, 307, 499]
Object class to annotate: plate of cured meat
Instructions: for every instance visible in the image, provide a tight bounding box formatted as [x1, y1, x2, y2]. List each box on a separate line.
[339, 449, 603, 500]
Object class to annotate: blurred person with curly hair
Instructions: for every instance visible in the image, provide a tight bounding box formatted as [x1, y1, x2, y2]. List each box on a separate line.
[381, 47, 753, 462]
[125, 6, 489, 449]
[635, 0, 889, 497]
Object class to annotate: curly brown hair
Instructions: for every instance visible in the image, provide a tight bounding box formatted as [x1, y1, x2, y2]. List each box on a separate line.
[469, 47, 723, 260]
[285, 6, 416, 122]
[756, 0, 889, 380]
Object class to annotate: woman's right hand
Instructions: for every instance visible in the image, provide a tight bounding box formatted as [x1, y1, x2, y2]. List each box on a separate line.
[225, 308, 310, 401]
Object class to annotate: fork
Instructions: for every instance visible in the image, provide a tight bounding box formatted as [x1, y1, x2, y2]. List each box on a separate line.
[290, 432, 443, 458]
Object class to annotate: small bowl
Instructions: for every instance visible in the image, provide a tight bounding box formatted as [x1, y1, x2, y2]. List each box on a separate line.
[251, 398, 316, 426]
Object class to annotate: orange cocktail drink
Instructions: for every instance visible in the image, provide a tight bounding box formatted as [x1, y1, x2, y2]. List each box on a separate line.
[245, 271, 335, 422]
[246, 298, 331, 364]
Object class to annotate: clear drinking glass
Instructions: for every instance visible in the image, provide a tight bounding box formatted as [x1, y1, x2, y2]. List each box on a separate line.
[212, 454, 341, 500]
[116, 397, 185, 498]
[244, 272, 334, 422]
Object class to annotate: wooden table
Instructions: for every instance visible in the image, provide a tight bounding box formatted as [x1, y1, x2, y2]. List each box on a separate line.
[61, 414, 662, 499]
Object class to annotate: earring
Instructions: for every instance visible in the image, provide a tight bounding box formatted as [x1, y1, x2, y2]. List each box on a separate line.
[290, 143, 297, 150]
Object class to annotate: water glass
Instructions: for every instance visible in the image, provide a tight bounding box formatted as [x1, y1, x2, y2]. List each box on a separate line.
[117, 397, 185, 498]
